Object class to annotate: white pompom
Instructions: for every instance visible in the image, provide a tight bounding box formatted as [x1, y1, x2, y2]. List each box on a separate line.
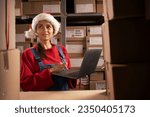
[24, 29, 35, 39]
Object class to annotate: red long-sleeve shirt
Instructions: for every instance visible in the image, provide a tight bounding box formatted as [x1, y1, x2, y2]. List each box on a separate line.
[20, 44, 76, 91]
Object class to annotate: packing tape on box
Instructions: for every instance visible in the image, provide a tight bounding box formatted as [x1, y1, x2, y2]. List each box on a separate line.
[3, 51, 9, 71]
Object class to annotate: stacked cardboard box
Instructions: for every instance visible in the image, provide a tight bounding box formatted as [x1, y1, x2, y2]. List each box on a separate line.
[86, 25, 103, 48]
[0, 49, 20, 100]
[16, 24, 31, 54]
[90, 70, 105, 90]
[15, 0, 22, 16]
[86, 25, 104, 68]
[74, 0, 96, 13]
[22, 0, 61, 15]
[103, 0, 150, 99]
[66, 25, 105, 90]
[0, 0, 20, 99]
[66, 26, 104, 68]
[96, 0, 103, 14]
[102, 18, 150, 64]
[66, 26, 86, 60]
[106, 63, 150, 100]
[0, 0, 16, 50]
[103, 0, 145, 20]
[66, 28, 86, 89]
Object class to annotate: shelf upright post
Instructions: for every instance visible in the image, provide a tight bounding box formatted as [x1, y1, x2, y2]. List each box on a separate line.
[60, 0, 67, 46]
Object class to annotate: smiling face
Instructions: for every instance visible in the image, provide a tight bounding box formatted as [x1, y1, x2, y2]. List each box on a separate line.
[35, 20, 54, 43]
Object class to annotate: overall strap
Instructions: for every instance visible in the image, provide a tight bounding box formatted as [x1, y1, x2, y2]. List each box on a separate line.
[30, 48, 54, 71]
[30, 46, 66, 71]
[56, 45, 66, 64]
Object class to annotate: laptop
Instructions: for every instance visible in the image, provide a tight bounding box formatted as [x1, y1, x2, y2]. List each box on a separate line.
[52, 49, 102, 79]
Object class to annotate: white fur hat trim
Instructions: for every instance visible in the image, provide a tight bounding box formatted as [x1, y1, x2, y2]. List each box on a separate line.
[25, 13, 60, 39]
[25, 28, 36, 39]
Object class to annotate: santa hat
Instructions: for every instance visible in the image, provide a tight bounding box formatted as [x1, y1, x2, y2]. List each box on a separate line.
[25, 13, 60, 39]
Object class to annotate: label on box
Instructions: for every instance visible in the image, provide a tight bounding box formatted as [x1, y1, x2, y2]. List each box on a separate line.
[96, 82, 106, 90]
[90, 26, 102, 35]
[66, 44, 83, 53]
[43, 4, 60, 13]
[66, 29, 85, 38]
[16, 34, 25, 42]
[70, 58, 83, 67]
[89, 37, 103, 45]
[76, 4, 94, 13]
[90, 81, 106, 90]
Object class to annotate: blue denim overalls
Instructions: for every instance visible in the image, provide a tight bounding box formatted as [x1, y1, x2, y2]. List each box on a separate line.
[30, 46, 68, 91]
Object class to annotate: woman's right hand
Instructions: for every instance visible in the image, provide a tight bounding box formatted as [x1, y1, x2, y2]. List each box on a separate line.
[49, 63, 66, 73]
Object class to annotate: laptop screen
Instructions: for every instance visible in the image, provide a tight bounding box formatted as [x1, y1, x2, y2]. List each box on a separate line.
[78, 49, 102, 77]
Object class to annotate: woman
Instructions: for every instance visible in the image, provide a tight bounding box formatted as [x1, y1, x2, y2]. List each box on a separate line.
[20, 13, 76, 91]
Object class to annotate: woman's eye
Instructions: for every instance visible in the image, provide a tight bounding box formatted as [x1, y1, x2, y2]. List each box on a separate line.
[47, 25, 51, 29]
[38, 25, 43, 29]
[37, 24, 52, 30]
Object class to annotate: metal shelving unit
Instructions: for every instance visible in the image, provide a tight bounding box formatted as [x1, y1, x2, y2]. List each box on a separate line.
[16, 0, 104, 46]
[60, 0, 104, 45]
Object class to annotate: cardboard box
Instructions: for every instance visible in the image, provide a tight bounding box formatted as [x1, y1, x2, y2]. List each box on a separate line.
[0, 0, 15, 50]
[96, 0, 103, 14]
[66, 37, 86, 41]
[22, 1, 61, 15]
[74, 0, 96, 13]
[87, 25, 102, 36]
[106, 63, 150, 99]
[16, 42, 31, 53]
[102, 18, 150, 64]
[16, 24, 31, 42]
[16, 34, 26, 42]
[0, 49, 20, 100]
[15, 0, 22, 16]
[78, 84, 89, 90]
[90, 71, 104, 81]
[70, 58, 83, 68]
[103, 0, 145, 20]
[86, 36, 103, 46]
[74, 84, 89, 90]
[90, 80, 106, 90]
[66, 41, 85, 57]
[16, 24, 30, 34]
[66, 26, 86, 38]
